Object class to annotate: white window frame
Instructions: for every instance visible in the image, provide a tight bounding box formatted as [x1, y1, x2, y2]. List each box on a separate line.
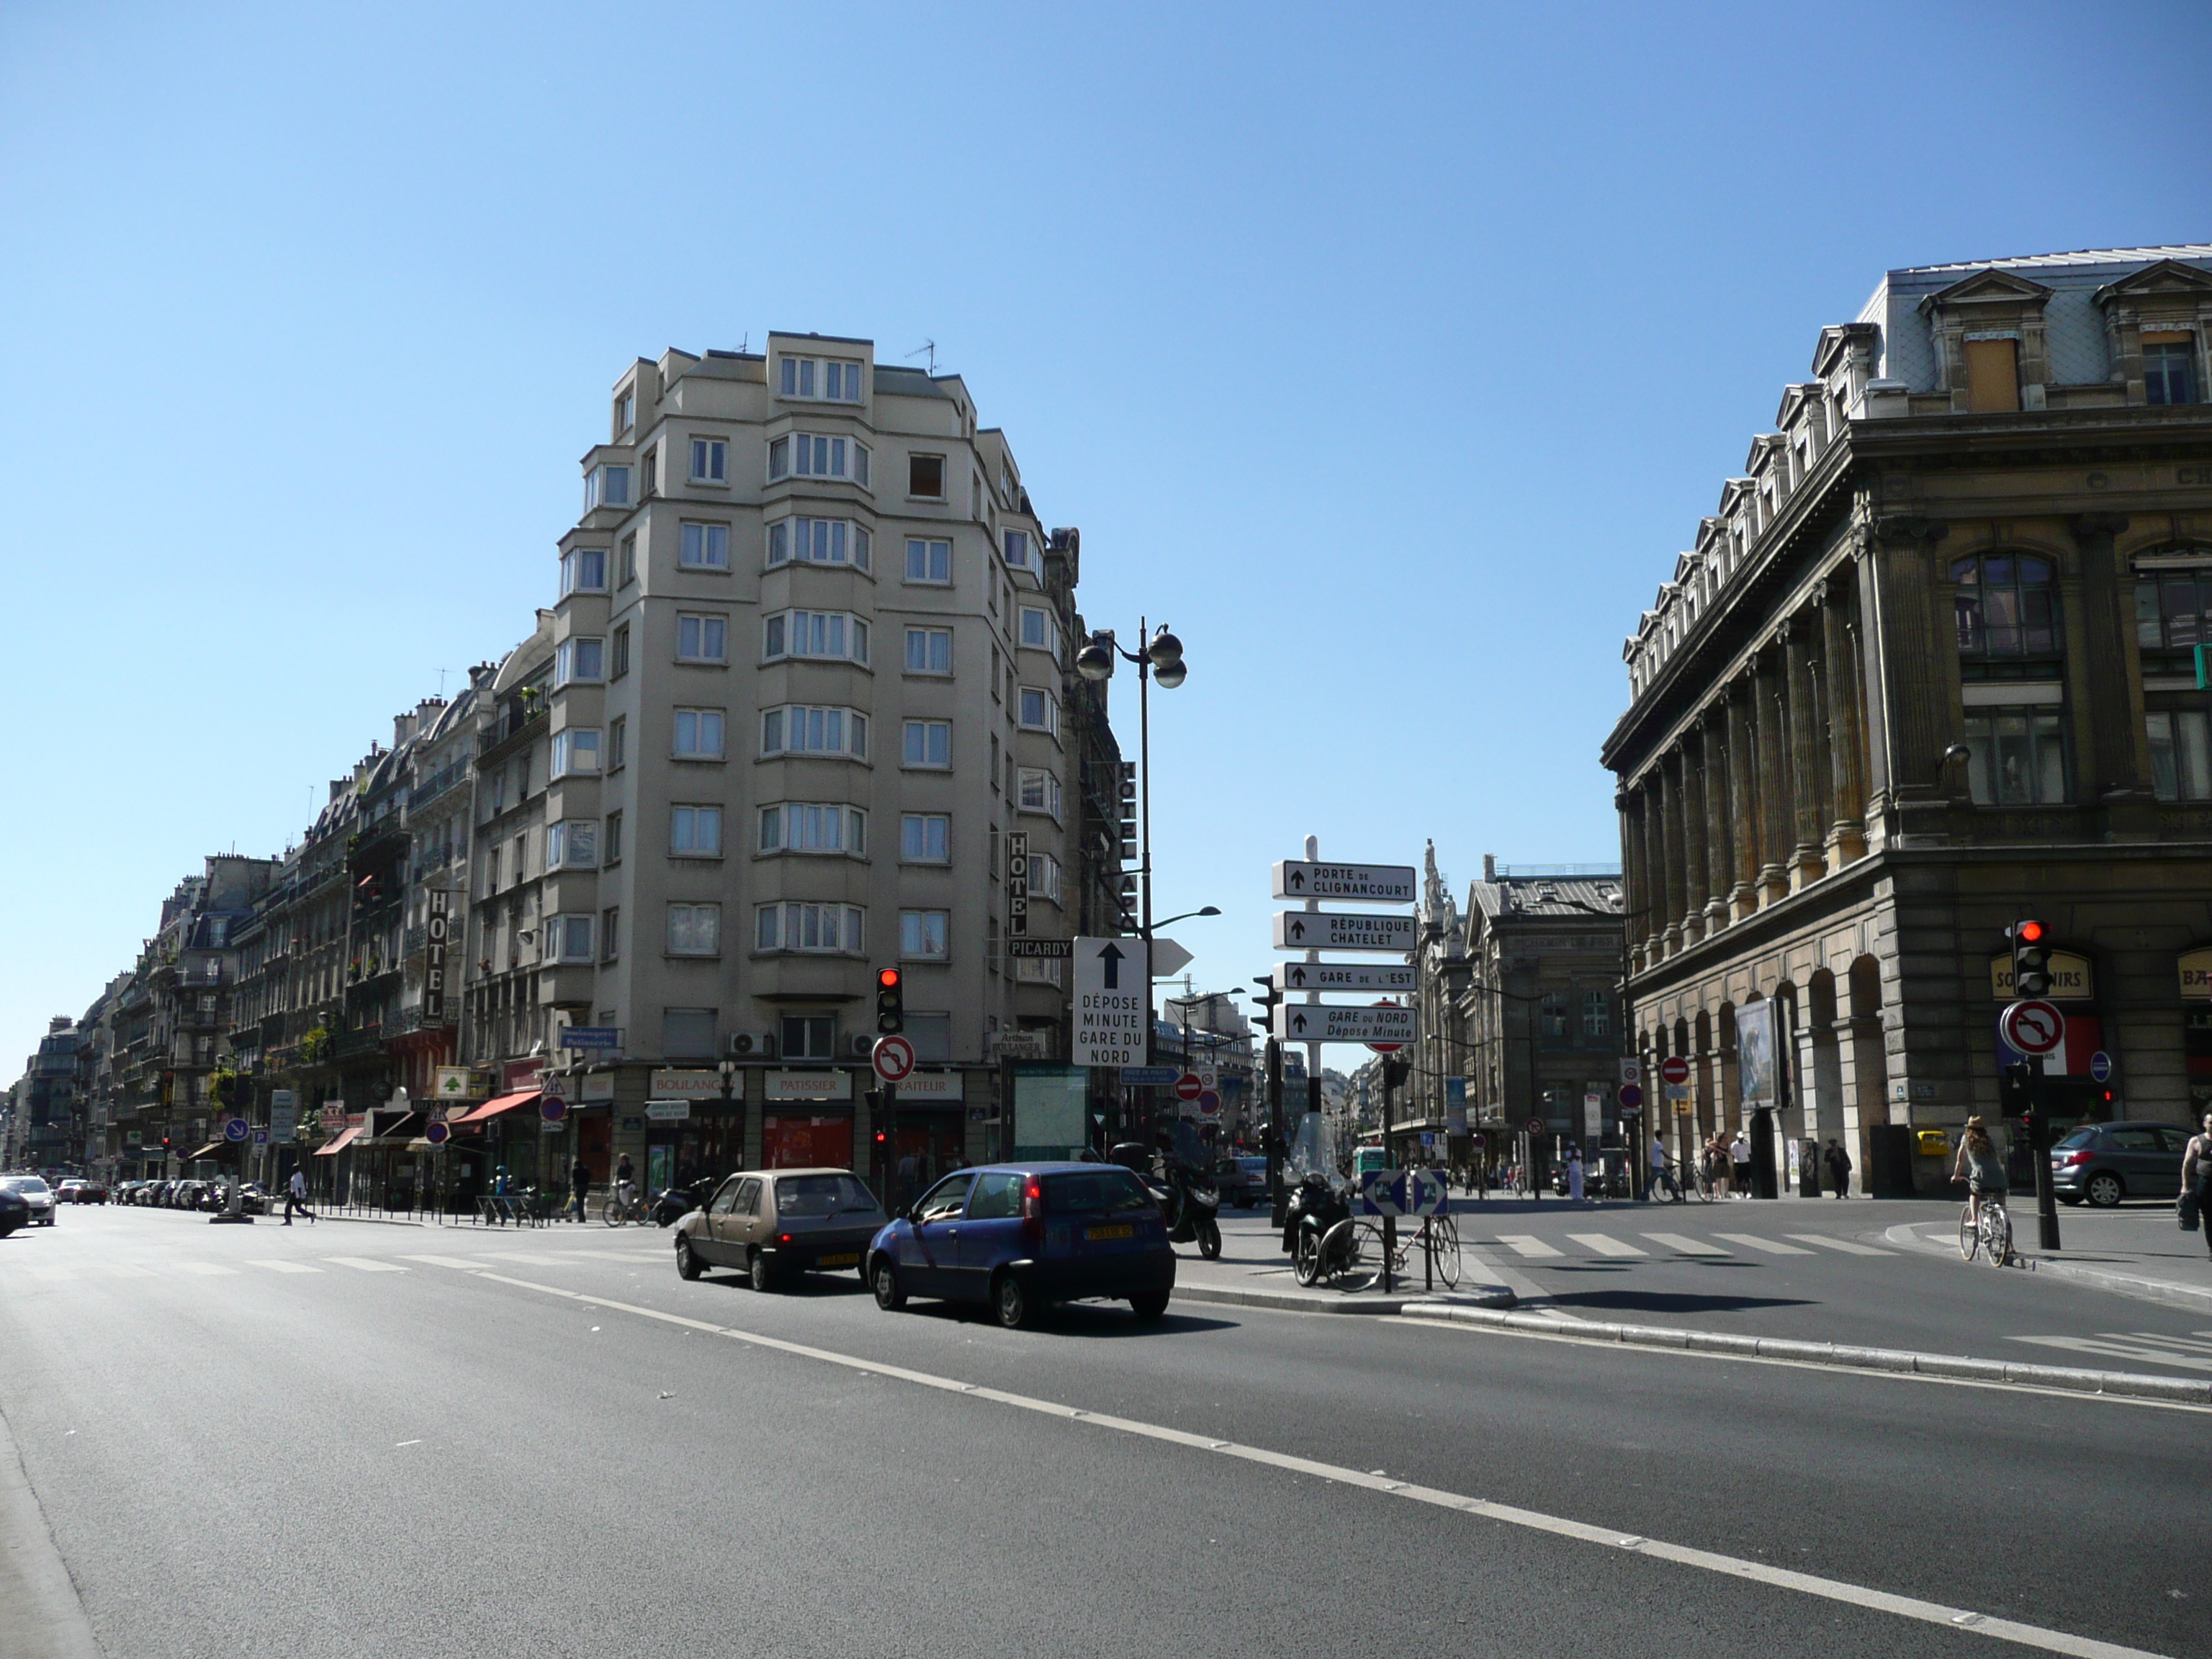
[678, 521, 731, 571]
[1002, 528, 1033, 570]
[670, 805, 724, 858]
[757, 802, 867, 855]
[554, 637, 605, 688]
[1017, 686, 1058, 736]
[902, 720, 952, 770]
[899, 909, 950, 961]
[560, 547, 608, 595]
[900, 813, 950, 863]
[754, 902, 866, 956]
[768, 517, 871, 571]
[583, 464, 631, 513]
[763, 609, 869, 665]
[551, 729, 601, 778]
[667, 903, 721, 958]
[676, 613, 729, 664]
[778, 355, 866, 403]
[546, 819, 598, 871]
[907, 454, 946, 500]
[1017, 605, 1057, 657]
[672, 708, 726, 760]
[1017, 767, 1061, 821]
[770, 432, 871, 487]
[547, 913, 595, 964]
[688, 436, 728, 485]
[1030, 850, 1061, 904]
[904, 627, 953, 675]
[904, 537, 952, 585]
[760, 704, 869, 760]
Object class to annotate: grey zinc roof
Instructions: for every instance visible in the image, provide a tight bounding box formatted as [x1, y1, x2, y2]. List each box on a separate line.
[1467, 876, 1624, 923]
[872, 364, 948, 397]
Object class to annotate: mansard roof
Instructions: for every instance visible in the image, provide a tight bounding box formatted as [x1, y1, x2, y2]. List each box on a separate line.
[1915, 266, 2055, 315]
[2092, 257, 2212, 307]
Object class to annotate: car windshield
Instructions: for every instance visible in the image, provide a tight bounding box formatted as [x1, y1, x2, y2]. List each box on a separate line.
[774, 1174, 880, 1217]
[2, 1178, 50, 1196]
[2054, 1128, 2097, 1150]
[1042, 1169, 1154, 1215]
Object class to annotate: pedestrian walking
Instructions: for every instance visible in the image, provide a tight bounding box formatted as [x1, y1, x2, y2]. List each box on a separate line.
[2182, 1115, 2212, 1262]
[1822, 1137, 1853, 1199]
[1648, 1131, 1677, 1200]
[567, 1155, 590, 1222]
[283, 1166, 314, 1226]
[1566, 1142, 1585, 1202]
[1730, 1128, 1751, 1199]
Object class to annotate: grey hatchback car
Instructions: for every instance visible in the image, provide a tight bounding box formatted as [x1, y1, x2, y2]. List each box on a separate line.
[675, 1168, 887, 1290]
[2050, 1120, 2188, 1206]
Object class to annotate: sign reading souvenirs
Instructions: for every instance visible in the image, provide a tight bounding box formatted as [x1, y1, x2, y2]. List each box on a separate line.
[1007, 830, 1030, 938]
[1989, 950, 2093, 1002]
[1272, 912, 1418, 953]
[1273, 961, 1419, 994]
[1072, 936, 1149, 1067]
[1270, 862, 1419, 904]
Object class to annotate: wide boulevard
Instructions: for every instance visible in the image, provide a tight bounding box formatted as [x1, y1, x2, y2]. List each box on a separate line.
[0, 1204, 2198, 1659]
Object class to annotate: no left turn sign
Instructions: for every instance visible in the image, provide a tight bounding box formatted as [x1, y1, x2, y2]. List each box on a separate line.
[872, 1035, 917, 1084]
[2000, 999, 2065, 1057]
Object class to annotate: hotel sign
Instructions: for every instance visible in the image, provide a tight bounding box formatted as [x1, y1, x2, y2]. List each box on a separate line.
[423, 890, 450, 1020]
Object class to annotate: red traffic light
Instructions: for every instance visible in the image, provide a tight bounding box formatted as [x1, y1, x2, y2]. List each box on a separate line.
[873, 1130, 888, 1144]
[877, 967, 902, 990]
[2013, 920, 2046, 943]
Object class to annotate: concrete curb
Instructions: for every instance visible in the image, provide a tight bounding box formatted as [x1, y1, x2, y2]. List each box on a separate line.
[1174, 1281, 1517, 1316]
[1882, 1221, 2212, 1313]
[0, 1403, 101, 1659]
[1397, 1302, 2212, 1405]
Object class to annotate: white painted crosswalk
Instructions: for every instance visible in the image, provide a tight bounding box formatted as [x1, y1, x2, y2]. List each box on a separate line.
[319, 1256, 408, 1273]
[1714, 1233, 1814, 1256]
[1787, 1233, 1892, 1256]
[1567, 1233, 1645, 1257]
[1478, 1226, 1891, 1262]
[246, 1260, 323, 1274]
[1496, 1235, 1563, 1258]
[1641, 1233, 1728, 1256]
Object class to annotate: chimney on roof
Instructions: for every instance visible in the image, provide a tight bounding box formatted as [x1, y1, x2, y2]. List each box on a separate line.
[329, 779, 347, 804]
[1483, 853, 1496, 882]
[393, 713, 416, 749]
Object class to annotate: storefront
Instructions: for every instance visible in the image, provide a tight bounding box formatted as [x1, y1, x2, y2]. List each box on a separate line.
[1991, 947, 2107, 1125]
[762, 1069, 856, 1170]
[641, 1069, 745, 1192]
[2179, 948, 2212, 1118]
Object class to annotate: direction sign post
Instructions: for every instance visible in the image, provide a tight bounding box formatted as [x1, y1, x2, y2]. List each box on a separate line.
[1073, 937, 1150, 1069]
[1274, 961, 1419, 994]
[1272, 862, 1419, 903]
[1272, 912, 1417, 953]
[1279, 1004, 1417, 1045]
[1997, 1000, 2066, 1253]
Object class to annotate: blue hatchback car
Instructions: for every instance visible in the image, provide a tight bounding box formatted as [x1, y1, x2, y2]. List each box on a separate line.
[866, 1162, 1175, 1328]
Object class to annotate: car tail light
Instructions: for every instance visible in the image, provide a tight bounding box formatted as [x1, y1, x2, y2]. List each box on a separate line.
[1021, 1179, 1045, 1247]
[2055, 1151, 2091, 1167]
[778, 1233, 793, 1245]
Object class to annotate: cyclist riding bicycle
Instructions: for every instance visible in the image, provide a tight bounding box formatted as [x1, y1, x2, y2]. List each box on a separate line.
[613, 1152, 637, 1212]
[1952, 1115, 2007, 1229]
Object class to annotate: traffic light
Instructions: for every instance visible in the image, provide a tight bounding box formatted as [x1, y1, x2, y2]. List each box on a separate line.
[2010, 920, 2051, 998]
[875, 967, 904, 1035]
[1250, 975, 1280, 1037]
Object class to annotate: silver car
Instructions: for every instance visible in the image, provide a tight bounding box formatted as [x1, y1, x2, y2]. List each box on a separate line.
[0, 1176, 57, 1226]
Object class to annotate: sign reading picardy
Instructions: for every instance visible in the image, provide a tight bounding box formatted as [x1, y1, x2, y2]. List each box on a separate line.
[1990, 950, 2093, 1002]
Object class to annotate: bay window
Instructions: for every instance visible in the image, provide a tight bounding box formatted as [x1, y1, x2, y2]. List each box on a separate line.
[554, 637, 604, 687]
[767, 517, 871, 570]
[758, 802, 866, 854]
[760, 704, 868, 759]
[763, 609, 868, 665]
[550, 728, 601, 778]
[559, 547, 607, 595]
[755, 902, 865, 954]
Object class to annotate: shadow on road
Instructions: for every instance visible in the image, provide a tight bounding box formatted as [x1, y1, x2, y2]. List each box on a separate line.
[1543, 1290, 1815, 1316]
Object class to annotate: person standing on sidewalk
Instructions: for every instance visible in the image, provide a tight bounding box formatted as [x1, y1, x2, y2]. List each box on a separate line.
[1730, 1129, 1751, 1199]
[2183, 1115, 2212, 1261]
[283, 1166, 314, 1226]
[567, 1155, 590, 1223]
[1823, 1137, 1852, 1199]
[1565, 1142, 1585, 1202]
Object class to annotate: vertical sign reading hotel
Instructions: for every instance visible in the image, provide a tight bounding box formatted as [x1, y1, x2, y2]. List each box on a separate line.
[1007, 830, 1030, 938]
[423, 890, 449, 1020]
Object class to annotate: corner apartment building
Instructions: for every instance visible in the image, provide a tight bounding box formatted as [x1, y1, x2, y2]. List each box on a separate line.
[1603, 246, 2212, 1195]
[466, 334, 1118, 1187]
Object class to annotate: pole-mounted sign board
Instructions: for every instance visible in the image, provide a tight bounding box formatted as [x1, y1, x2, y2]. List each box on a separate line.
[1271, 862, 1418, 904]
[1073, 936, 1149, 1068]
[1272, 912, 1417, 953]
[1280, 1003, 1416, 1045]
[1274, 961, 1419, 994]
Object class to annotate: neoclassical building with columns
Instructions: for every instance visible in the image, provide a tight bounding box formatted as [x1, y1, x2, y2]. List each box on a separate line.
[1601, 246, 2212, 1196]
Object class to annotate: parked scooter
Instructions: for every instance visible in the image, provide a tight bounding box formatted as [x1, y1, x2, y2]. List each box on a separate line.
[1284, 1170, 1357, 1286]
[649, 1180, 709, 1228]
[1148, 1125, 1222, 1259]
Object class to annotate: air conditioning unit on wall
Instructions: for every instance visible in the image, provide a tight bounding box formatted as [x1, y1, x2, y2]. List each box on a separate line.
[727, 1032, 776, 1059]
[849, 1033, 877, 1058]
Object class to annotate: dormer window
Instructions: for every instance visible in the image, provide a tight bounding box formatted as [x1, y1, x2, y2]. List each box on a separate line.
[2144, 338, 2200, 405]
[779, 356, 864, 403]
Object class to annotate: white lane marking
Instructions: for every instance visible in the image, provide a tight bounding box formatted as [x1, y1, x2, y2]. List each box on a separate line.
[564, 1249, 670, 1262]
[171, 1262, 238, 1276]
[320, 1256, 408, 1273]
[1714, 1233, 1815, 1256]
[1641, 1233, 1728, 1256]
[2013, 1336, 2212, 1374]
[244, 1261, 323, 1274]
[482, 1251, 590, 1266]
[400, 1255, 491, 1270]
[1496, 1234, 1563, 1258]
[104, 1265, 158, 1279]
[441, 1262, 2170, 1659]
[1567, 1233, 1645, 1257]
[1787, 1234, 1892, 1256]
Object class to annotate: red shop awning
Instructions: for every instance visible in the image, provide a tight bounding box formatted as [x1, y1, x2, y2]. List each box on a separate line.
[313, 1123, 366, 1157]
[449, 1090, 541, 1126]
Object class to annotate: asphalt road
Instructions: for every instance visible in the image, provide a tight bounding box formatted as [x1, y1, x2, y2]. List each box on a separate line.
[0, 1207, 2200, 1659]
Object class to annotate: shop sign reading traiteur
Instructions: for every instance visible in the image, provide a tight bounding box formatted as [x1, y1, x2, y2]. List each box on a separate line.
[1990, 950, 2093, 1002]
[891, 1071, 966, 1102]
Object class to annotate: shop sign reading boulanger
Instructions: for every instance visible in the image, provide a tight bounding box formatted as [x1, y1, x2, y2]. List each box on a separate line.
[2179, 948, 2212, 999]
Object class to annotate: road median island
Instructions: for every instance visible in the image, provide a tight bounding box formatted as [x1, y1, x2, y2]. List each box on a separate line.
[1172, 1280, 1515, 1316]
[1882, 1220, 2212, 1314]
[1397, 1302, 2212, 1406]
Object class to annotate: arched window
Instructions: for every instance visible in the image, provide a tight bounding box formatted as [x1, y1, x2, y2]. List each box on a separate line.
[1952, 554, 2058, 658]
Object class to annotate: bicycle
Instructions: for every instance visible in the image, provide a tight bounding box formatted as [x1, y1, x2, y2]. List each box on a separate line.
[1690, 1157, 1719, 1204]
[1957, 1190, 2013, 1266]
[1352, 1212, 1463, 1291]
[601, 1184, 649, 1226]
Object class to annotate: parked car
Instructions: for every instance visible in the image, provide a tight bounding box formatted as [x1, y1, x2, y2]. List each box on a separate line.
[0, 1186, 27, 1236]
[675, 1169, 886, 1290]
[866, 1162, 1175, 1328]
[76, 1179, 108, 1205]
[170, 1180, 205, 1210]
[0, 1177, 58, 1226]
[1216, 1156, 1269, 1209]
[2051, 1120, 2188, 1207]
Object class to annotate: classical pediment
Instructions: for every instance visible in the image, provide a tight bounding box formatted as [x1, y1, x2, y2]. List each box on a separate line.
[1918, 266, 2055, 315]
[2093, 258, 2212, 309]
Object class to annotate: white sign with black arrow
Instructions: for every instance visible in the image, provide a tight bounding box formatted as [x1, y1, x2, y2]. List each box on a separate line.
[1271, 861, 1418, 903]
[1274, 961, 1419, 994]
[1073, 936, 1151, 1068]
[1273, 912, 1417, 953]
[1280, 1003, 1417, 1045]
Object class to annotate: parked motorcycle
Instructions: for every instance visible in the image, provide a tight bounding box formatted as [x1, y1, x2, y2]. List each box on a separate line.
[649, 1180, 709, 1228]
[1284, 1171, 1358, 1286]
[1146, 1126, 1222, 1259]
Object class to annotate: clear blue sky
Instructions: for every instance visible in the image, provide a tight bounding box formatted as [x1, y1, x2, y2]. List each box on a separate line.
[6, 1, 2208, 1072]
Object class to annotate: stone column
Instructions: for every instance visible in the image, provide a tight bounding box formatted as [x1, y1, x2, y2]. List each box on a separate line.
[1640, 774, 1668, 963]
[1818, 573, 1869, 867]
[1783, 614, 1828, 889]
[1753, 648, 1792, 907]
[1867, 516, 1952, 840]
[2071, 512, 2154, 822]
[1725, 679, 1759, 921]
[1678, 741, 1707, 945]
[1659, 755, 1686, 956]
[1619, 789, 1647, 975]
[1700, 714, 1732, 934]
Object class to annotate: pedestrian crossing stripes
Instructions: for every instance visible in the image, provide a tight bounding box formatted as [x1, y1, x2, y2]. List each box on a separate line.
[1641, 1233, 1728, 1256]
[319, 1256, 408, 1273]
[1786, 1234, 1892, 1256]
[2013, 1331, 2212, 1373]
[1496, 1235, 1563, 1258]
[246, 1260, 323, 1274]
[1714, 1233, 1814, 1256]
[172, 1262, 238, 1275]
[1568, 1233, 1645, 1257]
[1480, 1229, 1887, 1262]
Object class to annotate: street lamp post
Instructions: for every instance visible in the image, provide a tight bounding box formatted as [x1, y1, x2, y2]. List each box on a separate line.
[1077, 622, 1201, 1144]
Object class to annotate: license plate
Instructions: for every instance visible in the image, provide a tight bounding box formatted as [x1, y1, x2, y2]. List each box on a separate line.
[1086, 1224, 1133, 1241]
[818, 1252, 859, 1267]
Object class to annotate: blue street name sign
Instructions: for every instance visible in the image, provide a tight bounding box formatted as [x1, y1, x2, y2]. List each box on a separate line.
[1121, 1066, 1179, 1087]
[561, 1027, 620, 1050]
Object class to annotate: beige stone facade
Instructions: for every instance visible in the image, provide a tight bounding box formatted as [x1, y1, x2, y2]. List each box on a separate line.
[1603, 248, 2212, 1196]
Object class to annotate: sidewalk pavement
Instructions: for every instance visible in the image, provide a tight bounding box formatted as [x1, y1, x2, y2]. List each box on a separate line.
[1168, 1221, 1518, 1316]
[1884, 1200, 2212, 1313]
